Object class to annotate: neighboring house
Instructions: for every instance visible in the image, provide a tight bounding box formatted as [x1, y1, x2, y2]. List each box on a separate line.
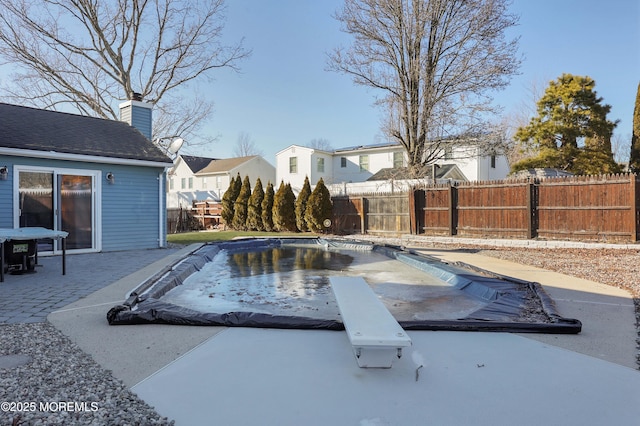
[276, 141, 510, 194]
[332, 143, 407, 185]
[445, 144, 510, 182]
[0, 102, 173, 253]
[327, 164, 468, 196]
[166, 154, 220, 208]
[166, 155, 276, 208]
[275, 145, 333, 193]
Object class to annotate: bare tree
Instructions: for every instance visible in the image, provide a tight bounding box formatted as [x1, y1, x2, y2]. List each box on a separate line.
[307, 138, 334, 151]
[0, 0, 249, 151]
[328, 0, 520, 175]
[612, 133, 631, 167]
[233, 132, 264, 157]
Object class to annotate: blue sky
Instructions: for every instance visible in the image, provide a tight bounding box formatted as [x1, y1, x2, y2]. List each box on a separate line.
[191, 0, 639, 164]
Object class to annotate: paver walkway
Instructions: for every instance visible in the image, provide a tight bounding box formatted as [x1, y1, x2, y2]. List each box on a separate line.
[0, 247, 180, 323]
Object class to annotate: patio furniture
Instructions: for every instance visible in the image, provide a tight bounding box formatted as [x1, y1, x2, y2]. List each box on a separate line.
[0, 227, 69, 282]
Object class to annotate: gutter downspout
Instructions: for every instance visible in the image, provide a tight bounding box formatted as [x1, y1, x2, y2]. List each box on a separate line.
[158, 171, 166, 247]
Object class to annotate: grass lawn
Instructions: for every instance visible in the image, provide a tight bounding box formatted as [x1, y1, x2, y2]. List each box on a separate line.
[167, 230, 319, 245]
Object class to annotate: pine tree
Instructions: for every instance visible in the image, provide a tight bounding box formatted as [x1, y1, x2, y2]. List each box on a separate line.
[261, 181, 275, 232]
[629, 83, 640, 173]
[232, 175, 251, 230]
[512, 74, 618, 175]
[247, 178, 265, 231]
[295, 176, 312, 232]
[273, 181, 297, 232]
[305, 178, 333, 233]
[221, 174, 241, 228]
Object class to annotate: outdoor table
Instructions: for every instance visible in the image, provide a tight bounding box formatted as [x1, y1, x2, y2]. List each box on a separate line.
[0, 227, 69, 282]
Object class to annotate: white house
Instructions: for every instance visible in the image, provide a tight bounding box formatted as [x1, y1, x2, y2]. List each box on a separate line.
[444, 144, 510, 182]
[275, 141, 510, 194]
[332, 143, 407, 184]
[275, 145, 333, 193]
[167, 155, 275, 208]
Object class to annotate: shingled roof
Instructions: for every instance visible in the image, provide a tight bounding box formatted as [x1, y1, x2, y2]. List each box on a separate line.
[180, 155, 220, 173]
[0, 103, 171, 164]
[196, 156, 258, 174]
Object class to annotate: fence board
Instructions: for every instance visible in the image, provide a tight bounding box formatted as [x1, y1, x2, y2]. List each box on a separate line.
[332, 194, 409, 235]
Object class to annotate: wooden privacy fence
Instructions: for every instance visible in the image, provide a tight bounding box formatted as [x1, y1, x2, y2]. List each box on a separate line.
[333, 174, 640, 243]
[413, 174, 640, 242]
[332, 193, 411, 235]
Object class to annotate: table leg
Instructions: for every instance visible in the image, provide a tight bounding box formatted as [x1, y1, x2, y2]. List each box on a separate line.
[62, 238, 66, 275]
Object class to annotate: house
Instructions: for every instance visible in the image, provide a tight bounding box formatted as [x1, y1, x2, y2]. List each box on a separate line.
[166, 155, 276, 208]
[275, 145, 334, 193]
[328, 164, 469, 196]
[275, 140, 510, 194]
[166, 154, 220, 208]
[0, 101, 173, 253]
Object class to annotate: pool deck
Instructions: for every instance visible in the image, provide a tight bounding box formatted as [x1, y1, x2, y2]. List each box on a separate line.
[10, 240, 640, 425]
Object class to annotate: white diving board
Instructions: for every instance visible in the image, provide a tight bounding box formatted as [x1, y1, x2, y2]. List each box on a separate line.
[330, 276, 412, 368]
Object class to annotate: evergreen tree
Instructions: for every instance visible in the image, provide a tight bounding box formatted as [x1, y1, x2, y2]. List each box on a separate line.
[273, 181, 297, 232]
[305, 178, 333, 233]
[221, 174, 241, 228]
[247, 178, 265, 231]
[574, 134, 621, 175]
[295, 176, 312, 232]
[261, 181, 275, 232]
[629, 83, 640, 173]
[512, 74, 619, 175]
[232, 175, 251, 230]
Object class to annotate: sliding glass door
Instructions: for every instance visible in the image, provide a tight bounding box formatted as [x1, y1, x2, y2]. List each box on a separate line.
[59, 174, 93, 250]
[16, 167, 99, 253]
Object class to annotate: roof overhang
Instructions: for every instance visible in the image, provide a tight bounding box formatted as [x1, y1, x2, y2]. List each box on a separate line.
[334, 143, 402, 155]
[0, 147, 174, 168]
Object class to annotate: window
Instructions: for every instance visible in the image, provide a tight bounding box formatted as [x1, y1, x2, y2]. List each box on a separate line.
[188, 177, 193, 189]
[202, 177, 207, 188]
[289, 157, 298, 173]
[317, 157, 325, 173]
[393, 152, 404, 168]
[359, 155, 369, 172]
[216, 176, 222, 188]
[491, 155, 496, 169]
[169, 178, 174, 190]
[341, 157, 347, 168]
[181, 178, 186, 189]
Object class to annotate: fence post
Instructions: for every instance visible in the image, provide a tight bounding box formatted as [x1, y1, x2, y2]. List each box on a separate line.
[412, 189, 425, 234]
[526, 181, 536, 239]
[448, 184, 457, 236]
[631, 174, 638, 242]
[360, 196, 367, 234]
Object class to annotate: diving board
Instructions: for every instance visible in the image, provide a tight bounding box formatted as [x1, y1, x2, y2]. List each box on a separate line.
[330, 276, 412, 368]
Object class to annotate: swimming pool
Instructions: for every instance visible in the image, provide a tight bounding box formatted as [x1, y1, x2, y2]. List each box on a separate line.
[107, 238, 581, 333]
